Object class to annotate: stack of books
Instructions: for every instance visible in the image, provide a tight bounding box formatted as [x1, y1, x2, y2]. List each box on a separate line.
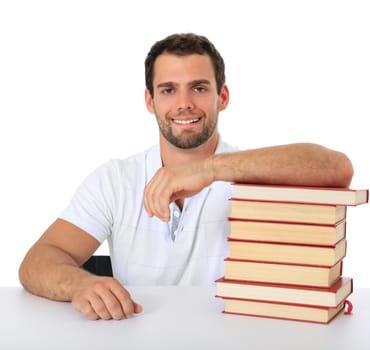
[216, 184, 368, 323]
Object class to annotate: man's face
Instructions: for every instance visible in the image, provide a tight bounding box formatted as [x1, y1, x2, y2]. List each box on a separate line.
[145, 53, 228, 149]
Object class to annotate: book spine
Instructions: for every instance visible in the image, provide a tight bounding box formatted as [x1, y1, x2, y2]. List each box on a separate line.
[230, 197, 345, 206]
[228, 217, 342, 227]
[225, 257, 343, 269]
[228, 237, 343, 248]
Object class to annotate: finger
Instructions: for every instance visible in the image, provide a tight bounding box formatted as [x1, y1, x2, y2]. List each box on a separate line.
[154, 178, 178, 221]
[72, 297, 100, 320]
[144, 171, 162, 218]
[143, 180, 154, 217]
[144, 171, 171, 221]
[98, 292, 125, 320]
[93, 280, 127, 320]
[88, 292, 114, 320]
[134, 302, 143, 314]
[111, 285, 141, 318]
[157, 185, 173, 221]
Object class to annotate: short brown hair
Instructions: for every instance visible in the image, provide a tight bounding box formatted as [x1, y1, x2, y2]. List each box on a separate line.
[145, 33, 226, 97]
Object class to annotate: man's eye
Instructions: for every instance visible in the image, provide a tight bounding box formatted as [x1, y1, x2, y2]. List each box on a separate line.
[162, 88, 174, 94]
[194, 86, 206, 92]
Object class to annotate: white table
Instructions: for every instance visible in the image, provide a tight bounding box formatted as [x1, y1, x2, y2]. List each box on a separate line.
[1, 286, 369, 350]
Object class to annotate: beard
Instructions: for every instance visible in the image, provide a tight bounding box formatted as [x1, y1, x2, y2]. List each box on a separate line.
[155, 111, 218, 149]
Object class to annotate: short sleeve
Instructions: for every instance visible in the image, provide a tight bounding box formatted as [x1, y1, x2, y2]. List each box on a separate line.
[59, 161, 119, 243]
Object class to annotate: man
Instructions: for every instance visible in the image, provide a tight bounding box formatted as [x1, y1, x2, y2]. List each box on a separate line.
[19, 33, 353, 321]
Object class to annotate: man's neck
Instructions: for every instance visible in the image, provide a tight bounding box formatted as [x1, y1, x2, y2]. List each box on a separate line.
[159, 132, 219, 167]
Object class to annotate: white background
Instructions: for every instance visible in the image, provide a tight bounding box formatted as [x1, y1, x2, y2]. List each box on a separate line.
[0, 0, 369, 287]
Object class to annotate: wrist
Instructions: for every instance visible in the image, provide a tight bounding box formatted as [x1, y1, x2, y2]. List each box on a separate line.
[60, 265, 95, 301]
[204, 155, 217, 183]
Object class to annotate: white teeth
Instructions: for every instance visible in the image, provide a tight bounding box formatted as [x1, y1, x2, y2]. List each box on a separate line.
[173, 118, 200, 125]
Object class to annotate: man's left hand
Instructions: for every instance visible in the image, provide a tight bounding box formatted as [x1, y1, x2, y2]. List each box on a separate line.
[144, 160, 214, 221]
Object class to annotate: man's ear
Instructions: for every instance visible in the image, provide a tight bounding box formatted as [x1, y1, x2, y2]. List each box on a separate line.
[218, 84, 230, 111]
[145, 88, 155, 114]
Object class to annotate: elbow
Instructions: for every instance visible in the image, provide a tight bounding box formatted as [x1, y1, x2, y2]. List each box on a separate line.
[336, 152, 354, 188]
[18, 250, 36, 293]
[18, 256, 30, 291]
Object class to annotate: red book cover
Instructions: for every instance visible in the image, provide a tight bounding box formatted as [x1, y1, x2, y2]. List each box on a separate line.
[231, 183, 369, 206]
[219, 296, 349, 324]
[227, 238, 347, 266]
[227, 237, 341, 248]
[224, 258, 343, 287]
[215, 276, 353, 307]
[229, 199, 347, 225]
[229, 217, 347, 246]
[228, 218, 347, 246]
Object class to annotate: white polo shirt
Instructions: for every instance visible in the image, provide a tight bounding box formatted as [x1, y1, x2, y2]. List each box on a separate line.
[60, 140, 236, 286]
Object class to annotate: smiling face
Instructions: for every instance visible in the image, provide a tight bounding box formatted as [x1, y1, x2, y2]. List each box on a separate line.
[145, 53, 229, 150]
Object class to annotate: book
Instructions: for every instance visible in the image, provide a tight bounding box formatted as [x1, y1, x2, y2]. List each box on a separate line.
[230, 200, 346, 225]
[224, 259, 342, 287]
[229, 218, 346, 246]
[221, 298, 346, 324]
[231, 183, 369, 206]
[215, 276, 353, 307]
[228, 238, 346, 266]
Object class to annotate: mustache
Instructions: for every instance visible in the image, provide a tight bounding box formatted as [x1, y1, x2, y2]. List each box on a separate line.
[171, 110, 203, 118]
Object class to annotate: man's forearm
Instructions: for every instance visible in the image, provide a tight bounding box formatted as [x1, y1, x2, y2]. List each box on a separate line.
[19, 243, 143, 320]
[209, 143, 353, 188]
[143, 142, 353, 221]
[19, 244, 92, 301]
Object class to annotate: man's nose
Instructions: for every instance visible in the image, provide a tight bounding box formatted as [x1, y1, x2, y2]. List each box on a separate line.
[176, 92, 194, 111]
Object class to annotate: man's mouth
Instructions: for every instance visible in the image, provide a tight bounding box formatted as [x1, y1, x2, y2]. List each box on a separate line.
[172, 118, 201, 125]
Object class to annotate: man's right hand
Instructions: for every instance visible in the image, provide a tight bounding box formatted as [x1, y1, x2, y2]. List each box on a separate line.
[72, 275, 143, 320]
[19, 219, 143, 321]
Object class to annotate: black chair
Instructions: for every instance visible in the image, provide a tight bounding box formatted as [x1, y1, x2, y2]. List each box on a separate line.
[82, 255, 113, 277]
